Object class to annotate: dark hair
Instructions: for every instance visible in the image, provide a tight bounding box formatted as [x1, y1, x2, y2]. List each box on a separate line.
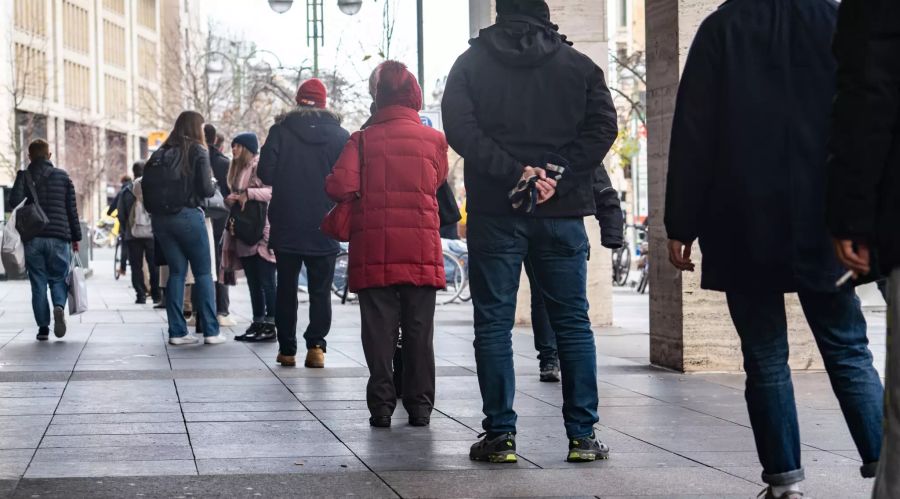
[120, 175, 132, 184]
[163, 111, 206, 174]
[132, 160, 146, 178]
[28, 139, 50, 160]
[203, 123, 217, 147]
[215, 133, 225, 149]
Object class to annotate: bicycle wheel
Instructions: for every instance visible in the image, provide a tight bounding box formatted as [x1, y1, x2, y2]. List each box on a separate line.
[612, 244, 631, 286]
[456, 252, 471, 302]
[438, 252, 466, 305]
[332, 252, 350, 300]
[113, 238, 122, 280]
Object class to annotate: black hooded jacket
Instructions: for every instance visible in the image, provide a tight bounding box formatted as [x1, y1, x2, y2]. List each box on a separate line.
[442, 14, 618, 218]
[9, 159, 82, 243]
[258, 107, 350, 256]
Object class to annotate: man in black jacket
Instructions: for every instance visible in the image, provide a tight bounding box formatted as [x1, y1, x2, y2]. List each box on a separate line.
[442, 0, 618, 463]
[9, 139, 82, 341]
[116, 161, 159, 305]
[258, 79, 350, 369]
[665, 1, 884, 497]
[204, 124, 232, 325]
[827, 2, 900, 497]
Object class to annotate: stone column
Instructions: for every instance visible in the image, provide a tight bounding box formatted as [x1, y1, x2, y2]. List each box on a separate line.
[645, 0, 821, 372]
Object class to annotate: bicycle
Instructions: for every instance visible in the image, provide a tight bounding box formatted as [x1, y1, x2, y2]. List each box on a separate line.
[611, 242, 631, 286]
[113, 236, 124, 280]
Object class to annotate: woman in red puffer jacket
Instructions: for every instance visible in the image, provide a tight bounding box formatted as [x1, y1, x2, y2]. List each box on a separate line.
[326, 60, 448, 429]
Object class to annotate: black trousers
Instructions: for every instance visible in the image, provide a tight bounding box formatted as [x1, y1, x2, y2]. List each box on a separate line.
[212, 217, 229, 316]
[240, 255, 276, 322]
[127, 238, 160, 301]
[275, 252, 336, 356]
[358, 285, 436, 418]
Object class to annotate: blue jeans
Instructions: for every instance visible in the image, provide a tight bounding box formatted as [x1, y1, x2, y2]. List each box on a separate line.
[240, 255, 276, 323]
[24, 237, 71, 328]
[726, 288, 884, 486]
[524, 258, 558, 366]
[468, 214, 598, 438]
[152, 208, 219, 338]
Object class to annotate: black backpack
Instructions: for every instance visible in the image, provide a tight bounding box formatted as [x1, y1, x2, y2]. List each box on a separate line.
[15, 169, 51, 242]
[142, 146, 192, 215]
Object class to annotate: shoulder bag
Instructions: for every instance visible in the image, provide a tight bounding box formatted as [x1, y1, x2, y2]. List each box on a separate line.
[321, 131, 365, 242]
[15, 169, 51, 242]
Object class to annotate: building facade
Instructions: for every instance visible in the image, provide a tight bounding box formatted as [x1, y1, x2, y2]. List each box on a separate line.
[0, 0, 204, 222]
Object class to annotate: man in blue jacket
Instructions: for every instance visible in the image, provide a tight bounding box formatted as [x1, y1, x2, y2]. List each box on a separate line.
[258, 79, 350, 369]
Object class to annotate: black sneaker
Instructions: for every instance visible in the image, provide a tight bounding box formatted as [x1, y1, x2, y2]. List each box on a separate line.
[539, 361, 560, 383]
[566, 432, 610, 462]
[369, 416, 391, 428]
[235, 322, 263, 342]
[409, 416, 430, 427]
[36, 327, 49, 341]
[249, 323, 276, 342]
[53, 306, 66, 338]
[135, 296, 147, 305]
[469, 432, 517, 463]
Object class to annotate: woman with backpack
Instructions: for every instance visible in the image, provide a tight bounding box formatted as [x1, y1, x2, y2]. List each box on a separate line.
[325, 61, 448, 428]
[221, 132, 277, 342]
[142, 111, 224, 345]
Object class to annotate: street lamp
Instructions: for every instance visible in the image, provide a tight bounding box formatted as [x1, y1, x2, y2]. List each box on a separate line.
[337, 0, 362, 15]
[268, 0, 293, 14]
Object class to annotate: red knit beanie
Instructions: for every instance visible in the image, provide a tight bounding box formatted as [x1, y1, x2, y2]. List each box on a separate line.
[374, 61, 422, 111]
[295, 78, 327, 108]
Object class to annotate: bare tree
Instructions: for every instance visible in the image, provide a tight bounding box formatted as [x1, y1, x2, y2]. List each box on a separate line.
[2, 28, 50, 180]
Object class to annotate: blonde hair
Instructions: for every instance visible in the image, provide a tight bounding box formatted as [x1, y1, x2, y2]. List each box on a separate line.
[227, 145, 255, 192]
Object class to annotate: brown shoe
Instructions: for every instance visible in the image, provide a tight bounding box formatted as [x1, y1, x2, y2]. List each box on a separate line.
[276, 353, 296, 367]
[305, 347, 325, 368]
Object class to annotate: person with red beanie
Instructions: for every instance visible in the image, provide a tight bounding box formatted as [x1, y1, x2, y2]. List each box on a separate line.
[258, 79, 350, 368]
[326, 61, 449, 429]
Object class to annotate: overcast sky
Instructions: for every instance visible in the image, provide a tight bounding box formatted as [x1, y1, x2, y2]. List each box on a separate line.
[206, 0, 472, 104]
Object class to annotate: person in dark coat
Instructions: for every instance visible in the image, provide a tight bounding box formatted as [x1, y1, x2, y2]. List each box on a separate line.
[116, 160, 160, 305]
[529, 164, 624, 383]
[826, 2, 900, 497]
[108, 175, 131, 278]
[663, 1, 884, 497]
[442, 0, 618, 464]
[9, 139, 82, 341]
[258, 78, 350, 369]
[204, 124, 233, 326]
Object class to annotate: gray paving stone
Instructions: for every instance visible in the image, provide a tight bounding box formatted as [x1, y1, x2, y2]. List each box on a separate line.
[611, 424, 759, 452]
[183, 410, 316, 422]
[32, 445, 194, 462]
[191, 442, 353, 460]
[187, 421, 337, 447]
[0, 397, 59, 416]
[181, 401, 305, 413]
[360, 453, 540, 472]
[24, 459, 197, 478]
[176, 384, 296, 403]
[0, 449, 33, 479]
[196, 456, 367, 475]
[0, 416, 52, 449]
[45, 422, 185, 436]
[49, 412, 184, 424]
[40, 433, 189, 448]
[0, 382, 65, 398]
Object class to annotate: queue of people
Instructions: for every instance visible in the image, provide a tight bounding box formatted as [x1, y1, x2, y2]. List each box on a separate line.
[7, 1, 897, 495]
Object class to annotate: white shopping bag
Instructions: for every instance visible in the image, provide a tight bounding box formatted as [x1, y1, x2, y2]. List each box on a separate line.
[66, 252, 88, 315]
[1, 200, 27, 278]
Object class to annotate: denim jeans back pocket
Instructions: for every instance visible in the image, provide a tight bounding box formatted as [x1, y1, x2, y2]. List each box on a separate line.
[547, 218, 589, 257]
[468, 215, 520, 255]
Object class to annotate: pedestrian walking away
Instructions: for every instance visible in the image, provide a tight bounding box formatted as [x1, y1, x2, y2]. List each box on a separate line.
[222, 132, 277, 343]
[327, 60, 448, 429]
[258, 78, 350, 368]
[116, 161, 161, 305]
[141, 110, 224, 346]
[664, 1, 885, 497]
[442, 0, 618, 464]
[204, 123, 234, 327]
[8, 139, 82, 341]
[826, 1, 900, 497]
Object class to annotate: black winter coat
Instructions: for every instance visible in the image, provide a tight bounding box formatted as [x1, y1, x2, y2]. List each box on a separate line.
[258, 108, 350, 256]
[9, 160, 81, 243]
[827, 0, 900, 274]
[442, 14, 618, 218]
[209, 148, 231, 198]
[664, 0, 842, 293]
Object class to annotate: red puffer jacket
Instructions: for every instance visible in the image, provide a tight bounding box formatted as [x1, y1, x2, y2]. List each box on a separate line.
[326, 105, 449, 292]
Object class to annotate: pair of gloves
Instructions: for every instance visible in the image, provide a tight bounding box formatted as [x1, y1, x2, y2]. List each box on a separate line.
[509, 153, 568, 214]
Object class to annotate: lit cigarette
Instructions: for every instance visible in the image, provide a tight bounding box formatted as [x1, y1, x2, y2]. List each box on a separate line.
[835, 270, 855, 287]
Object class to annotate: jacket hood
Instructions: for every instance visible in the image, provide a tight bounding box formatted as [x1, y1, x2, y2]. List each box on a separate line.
[473, 14, 569, 68]
[276, 107, 343, 145]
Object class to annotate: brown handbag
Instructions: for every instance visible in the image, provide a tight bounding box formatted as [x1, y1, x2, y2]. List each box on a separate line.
[321, 131, 364, 242]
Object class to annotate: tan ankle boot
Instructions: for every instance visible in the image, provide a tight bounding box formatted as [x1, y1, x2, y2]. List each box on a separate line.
[276, 353, 296, 367]
[305, 347, 325, 368]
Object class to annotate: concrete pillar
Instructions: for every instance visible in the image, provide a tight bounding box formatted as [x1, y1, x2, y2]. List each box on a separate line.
[645, 0, 821, 372]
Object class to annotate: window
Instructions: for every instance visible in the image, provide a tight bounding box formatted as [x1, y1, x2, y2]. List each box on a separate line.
[137, 37, 158, 82]
[619, 0, 628, 28]
[103, 0, 125, 15]
[64, 60, 91, 110]
[103, 21, 126, 67]
[14, 43, 48, 98]
[137, 86, 159, 126]
[14, 0, 47, 36]
[63, 1, 90, 54]
[137, 0, 156, 30]
[104, 75, 127, 120]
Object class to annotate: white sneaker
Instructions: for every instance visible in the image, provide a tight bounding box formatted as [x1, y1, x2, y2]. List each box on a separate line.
[204, 335, 227, 345]
[169, 335, 199, 345]
[217, 315, 237, 327]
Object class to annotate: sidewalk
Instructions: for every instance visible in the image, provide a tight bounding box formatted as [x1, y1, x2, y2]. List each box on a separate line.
[0, 250, 881, 498]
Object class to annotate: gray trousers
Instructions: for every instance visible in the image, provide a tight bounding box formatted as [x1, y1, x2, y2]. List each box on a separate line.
[359, 286, 436, 419]
[874, 269, 900, 498]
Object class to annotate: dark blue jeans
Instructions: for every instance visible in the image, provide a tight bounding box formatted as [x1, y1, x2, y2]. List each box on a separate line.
[240, 255, 276, 323]
[524, 258, 558, 366]
[468, 214, 598, 439]
[726, 288, 884, 486]
[152, 208, 219, 338]
[24, 237, 71, 328]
